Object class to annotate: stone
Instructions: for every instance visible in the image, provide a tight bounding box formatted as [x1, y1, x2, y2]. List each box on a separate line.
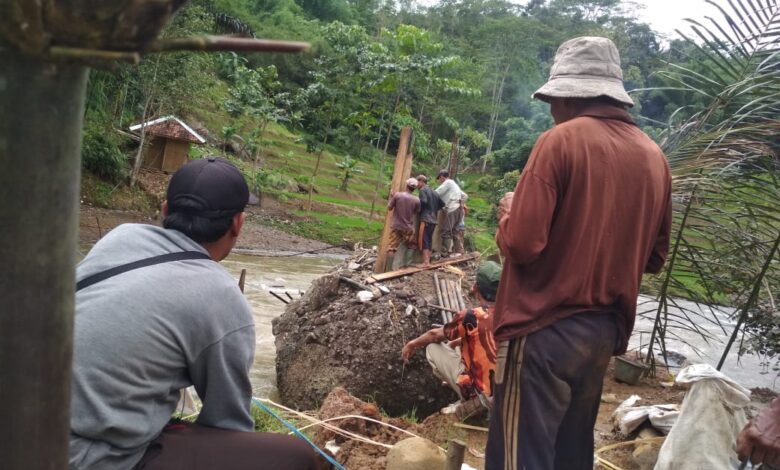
[385, 437, 446, 470]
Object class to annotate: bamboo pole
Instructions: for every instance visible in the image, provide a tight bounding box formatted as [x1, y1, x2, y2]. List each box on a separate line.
[374, 127, 412, 273]
[433, 273, 448, 324]
[144, 36, 310, 54]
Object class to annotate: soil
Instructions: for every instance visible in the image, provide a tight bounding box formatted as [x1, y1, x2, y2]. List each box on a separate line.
[306, 364, 687, 470]
[273, 254, 482, 418]
[78, 170, 343, 254]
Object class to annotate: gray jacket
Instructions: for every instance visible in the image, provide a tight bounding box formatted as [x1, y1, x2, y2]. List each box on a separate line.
[69, 224, 255, 470]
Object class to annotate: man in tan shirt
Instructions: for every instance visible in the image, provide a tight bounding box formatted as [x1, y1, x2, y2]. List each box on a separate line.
[486, 37, 672, 470]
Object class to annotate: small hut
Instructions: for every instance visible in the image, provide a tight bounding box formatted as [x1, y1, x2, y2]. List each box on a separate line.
[129, 116, 206, 173]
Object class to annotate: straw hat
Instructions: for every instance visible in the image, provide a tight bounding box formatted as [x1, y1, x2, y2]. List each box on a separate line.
[533, 36, 634, 107]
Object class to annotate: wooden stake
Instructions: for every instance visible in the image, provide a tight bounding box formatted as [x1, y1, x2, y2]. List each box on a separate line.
[374, 127, 413, 273]
[445, 439, 466, 470]
[238, 268, 247, 293]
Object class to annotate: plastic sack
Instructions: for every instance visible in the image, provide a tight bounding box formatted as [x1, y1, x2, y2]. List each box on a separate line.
[654, 363, 751, 469]
[613, 395, 679, 436]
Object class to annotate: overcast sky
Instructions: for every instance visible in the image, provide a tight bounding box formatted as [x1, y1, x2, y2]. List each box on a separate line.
[629, 0, 717, 38]
[415, 0, 719, 39]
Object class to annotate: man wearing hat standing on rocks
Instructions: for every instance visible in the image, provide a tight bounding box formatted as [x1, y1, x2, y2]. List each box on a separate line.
[435, 169, 467, 257]
[69, 158, 319, 470]
[488, 37, 672, 469]
[387, 177, 421, 270]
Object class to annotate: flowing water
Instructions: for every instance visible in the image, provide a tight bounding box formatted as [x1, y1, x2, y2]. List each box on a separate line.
[77, 245, 776, 395]
[220, 252, 341, 399]
[632, 295, 777, 390]
[223, 254, 776, 395]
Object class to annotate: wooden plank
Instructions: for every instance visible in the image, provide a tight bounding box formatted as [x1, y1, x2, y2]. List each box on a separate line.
[374, 127, 413, 274]
[367, 253, 478, 284]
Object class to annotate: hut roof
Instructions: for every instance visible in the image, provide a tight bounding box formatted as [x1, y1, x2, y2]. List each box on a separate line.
[129, 115, 207, 144]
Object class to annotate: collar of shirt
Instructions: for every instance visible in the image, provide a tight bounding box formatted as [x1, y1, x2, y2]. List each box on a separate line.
[575, 103, 636, 126]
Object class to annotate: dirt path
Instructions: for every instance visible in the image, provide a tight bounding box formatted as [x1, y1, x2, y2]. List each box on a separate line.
[79, 203, 345, 254]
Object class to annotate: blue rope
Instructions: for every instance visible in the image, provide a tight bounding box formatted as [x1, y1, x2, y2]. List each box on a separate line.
[251, 397, 346, 470]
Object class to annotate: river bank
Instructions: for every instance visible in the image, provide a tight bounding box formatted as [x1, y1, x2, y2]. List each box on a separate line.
[78, 202, 348, 255]
[76, 200, 776, 470]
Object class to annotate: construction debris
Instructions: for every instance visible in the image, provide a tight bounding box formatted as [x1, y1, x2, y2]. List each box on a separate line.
[273, 249, 480, 417]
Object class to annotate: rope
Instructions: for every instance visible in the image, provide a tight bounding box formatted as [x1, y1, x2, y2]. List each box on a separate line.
[251, 398, 346, 470]
[256, 398, 393, 449]
[594, 436, 666, 470]
[257, 398, 447, 453]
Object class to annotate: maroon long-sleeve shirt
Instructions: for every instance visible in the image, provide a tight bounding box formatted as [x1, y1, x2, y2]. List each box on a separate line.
[494, 103, 672, 354]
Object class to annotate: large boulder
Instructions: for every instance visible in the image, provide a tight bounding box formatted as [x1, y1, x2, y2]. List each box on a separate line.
[273, 265, 477, 417]
[386, 437, 446, 470]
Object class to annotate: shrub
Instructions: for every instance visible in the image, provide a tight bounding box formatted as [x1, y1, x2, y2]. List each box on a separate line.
[81, 125, 127, 182]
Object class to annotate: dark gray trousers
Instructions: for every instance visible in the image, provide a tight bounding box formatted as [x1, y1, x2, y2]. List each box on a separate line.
[135, 423, 322, 470]
[486, 311, 618, 470]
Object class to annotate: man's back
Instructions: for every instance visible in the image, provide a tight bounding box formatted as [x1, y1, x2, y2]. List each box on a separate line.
[495, 104, 671, 352]
[389, 191, 420, 231]
[418, 185, 440, 224]
[70, 224, 255, 470]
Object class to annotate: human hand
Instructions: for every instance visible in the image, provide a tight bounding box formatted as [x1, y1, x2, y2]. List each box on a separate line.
[497, 192, 514, 221]
[737, 398, 780, 466]
[401, 342, 416, 363]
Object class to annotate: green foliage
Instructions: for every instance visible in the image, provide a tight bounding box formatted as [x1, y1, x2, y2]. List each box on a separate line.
[336, 155, 364, 191]
[250, 403, 293, 433]
[81, 122, 127, 182]
[639, 0, 780, 369]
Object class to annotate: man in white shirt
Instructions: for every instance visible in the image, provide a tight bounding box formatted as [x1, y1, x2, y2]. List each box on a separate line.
[435, 169, 467, 257]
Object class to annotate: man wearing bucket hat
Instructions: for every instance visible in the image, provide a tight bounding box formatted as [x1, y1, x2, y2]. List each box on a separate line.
[488, 37, 672, 469]
[386, 177, 421, 270]
[70, 158, 319, 469]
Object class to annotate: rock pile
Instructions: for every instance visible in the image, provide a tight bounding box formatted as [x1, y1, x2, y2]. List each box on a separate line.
[273, 251, 479, 417]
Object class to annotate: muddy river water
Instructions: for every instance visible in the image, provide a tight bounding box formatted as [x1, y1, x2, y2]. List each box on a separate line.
[220, 252, 341, 398]
[76, 245, 776, 398]
[222, 253, 776, 395]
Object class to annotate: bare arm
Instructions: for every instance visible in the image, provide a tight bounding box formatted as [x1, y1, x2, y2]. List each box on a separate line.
[401, 327, 445, 362]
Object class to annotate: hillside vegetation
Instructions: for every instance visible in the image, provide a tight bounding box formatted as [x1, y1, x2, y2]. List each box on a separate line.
[81, 0, 778, 368]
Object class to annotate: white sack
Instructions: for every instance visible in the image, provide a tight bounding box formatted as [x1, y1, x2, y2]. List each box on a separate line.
[612, 395, 679, 436]
[654, 363, 750, 470]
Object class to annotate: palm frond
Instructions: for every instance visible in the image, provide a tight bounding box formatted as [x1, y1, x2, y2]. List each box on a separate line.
[643, 0, 780, 372]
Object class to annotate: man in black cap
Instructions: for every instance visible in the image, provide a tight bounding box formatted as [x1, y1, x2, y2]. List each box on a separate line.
[69, 158, 319, 470]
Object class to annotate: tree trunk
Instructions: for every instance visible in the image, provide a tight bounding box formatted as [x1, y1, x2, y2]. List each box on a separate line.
[483, 62, 509, 174]
[369, 93, 401, 219]
[130, 56, 161, 187]
[0, 46, 89, 469]
[307, 107, 333, 212]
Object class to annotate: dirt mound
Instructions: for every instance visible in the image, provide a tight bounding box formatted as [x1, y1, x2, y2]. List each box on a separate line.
[313, 387, 420, 470]
[273, 252, 480, 418]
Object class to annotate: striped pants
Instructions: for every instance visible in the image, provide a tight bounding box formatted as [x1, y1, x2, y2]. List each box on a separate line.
[485, 312, 617, 470]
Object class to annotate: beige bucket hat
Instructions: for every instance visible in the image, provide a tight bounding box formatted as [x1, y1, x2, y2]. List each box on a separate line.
[533, 36, 634, 107]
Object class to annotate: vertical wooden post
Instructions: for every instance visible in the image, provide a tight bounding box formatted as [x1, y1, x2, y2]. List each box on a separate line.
[0, 46, 89, 469]
[449, 132, 461, 181]
[374, 126, 413, 274]
[445, 439, 466, 470]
